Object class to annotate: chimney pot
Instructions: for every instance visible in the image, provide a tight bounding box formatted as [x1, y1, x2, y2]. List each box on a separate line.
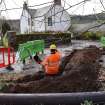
[54, 0, 61, 5]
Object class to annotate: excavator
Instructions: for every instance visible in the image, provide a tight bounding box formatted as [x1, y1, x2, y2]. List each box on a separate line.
[17, 40, 44, 64]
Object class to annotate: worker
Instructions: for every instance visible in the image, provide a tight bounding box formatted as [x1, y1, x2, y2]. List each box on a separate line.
[34, 44, 62, 77]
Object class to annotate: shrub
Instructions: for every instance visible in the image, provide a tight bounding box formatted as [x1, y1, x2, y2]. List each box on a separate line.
[83, 32, 93, 40]
[82, 31, 102, 40]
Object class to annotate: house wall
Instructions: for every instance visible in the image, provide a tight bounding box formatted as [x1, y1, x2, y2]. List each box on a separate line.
[20, 9, 31, 34]
[45, 5, 71, 32]
[33, 6, 51, 32]
[34, 16, 45, 32]
[33, 5, 71, 32]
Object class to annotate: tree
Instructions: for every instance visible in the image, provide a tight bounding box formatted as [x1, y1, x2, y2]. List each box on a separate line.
[1, 22, 11, 35]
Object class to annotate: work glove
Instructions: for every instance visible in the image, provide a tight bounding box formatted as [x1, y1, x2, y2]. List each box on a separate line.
[34, 54, 42, 64]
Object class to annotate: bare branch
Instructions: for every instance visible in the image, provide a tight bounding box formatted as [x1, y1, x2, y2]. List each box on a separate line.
[99, 0, 105, 10]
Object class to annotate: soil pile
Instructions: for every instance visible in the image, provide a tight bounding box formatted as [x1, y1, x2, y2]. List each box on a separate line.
[1, 46, 101, 93]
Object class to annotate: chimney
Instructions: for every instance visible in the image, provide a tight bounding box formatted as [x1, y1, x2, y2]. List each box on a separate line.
[23, 2, 28, 10]
[54, 0, 61, 5]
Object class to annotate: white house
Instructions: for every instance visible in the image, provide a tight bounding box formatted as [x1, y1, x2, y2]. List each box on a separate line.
[20, 0, 71, 34]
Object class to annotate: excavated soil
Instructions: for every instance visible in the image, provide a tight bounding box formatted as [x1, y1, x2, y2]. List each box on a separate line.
[0, 46, 102, 93]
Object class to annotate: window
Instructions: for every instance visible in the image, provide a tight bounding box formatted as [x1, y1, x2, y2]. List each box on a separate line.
[48, 17, 52, 26]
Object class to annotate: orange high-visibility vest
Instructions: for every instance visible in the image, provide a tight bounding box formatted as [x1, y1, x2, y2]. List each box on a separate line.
[42, 51, 61, 75]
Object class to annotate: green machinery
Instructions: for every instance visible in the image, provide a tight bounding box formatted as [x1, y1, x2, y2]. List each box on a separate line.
[18, 40, 45, 61]
[100, 36, 105, 48]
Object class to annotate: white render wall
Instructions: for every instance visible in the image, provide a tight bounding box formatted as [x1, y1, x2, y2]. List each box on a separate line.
[33, 5, 71, 32]
[33, 6, 51, 32]
[45, 5, 71, 32]
[20, 9, 31, 34]
[34, 16, 45, 32]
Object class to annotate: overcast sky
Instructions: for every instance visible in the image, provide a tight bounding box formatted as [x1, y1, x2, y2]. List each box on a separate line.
[0, 0, 105, 19]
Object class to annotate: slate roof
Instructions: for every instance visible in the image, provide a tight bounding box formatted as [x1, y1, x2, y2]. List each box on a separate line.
[28, 5, 53, 19]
